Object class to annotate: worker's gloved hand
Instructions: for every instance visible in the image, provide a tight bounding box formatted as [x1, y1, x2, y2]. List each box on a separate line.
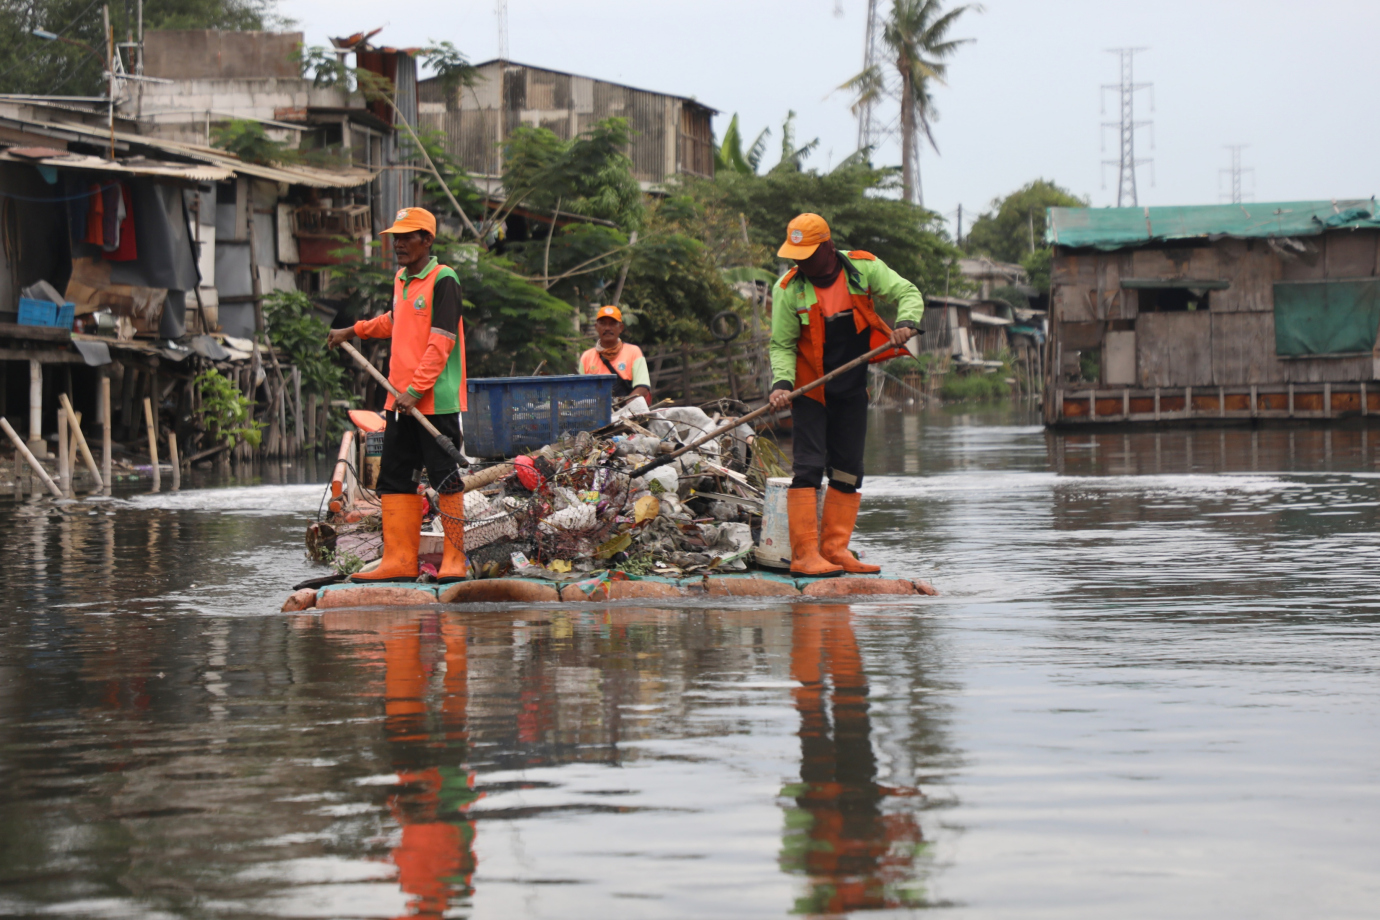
[769, 388, 792, 411]
[890, 326, 918, 346]
[326, 327, 355, 349]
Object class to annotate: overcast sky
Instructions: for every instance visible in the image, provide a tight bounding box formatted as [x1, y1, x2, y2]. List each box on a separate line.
[281, 0, 1380, 236]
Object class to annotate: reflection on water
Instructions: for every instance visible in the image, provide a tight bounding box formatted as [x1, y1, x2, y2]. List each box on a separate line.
[2, 404, 1380, 918]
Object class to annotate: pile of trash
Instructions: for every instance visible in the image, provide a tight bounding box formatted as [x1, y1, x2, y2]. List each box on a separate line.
[311, 400, 782, 582]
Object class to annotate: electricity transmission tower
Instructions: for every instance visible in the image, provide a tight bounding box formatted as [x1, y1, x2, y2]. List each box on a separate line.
[855, 0, 881, 152]
[495, 0, 509, 60]
[1220, 145, 1254, 203]
[1101, 47, 1153, 207]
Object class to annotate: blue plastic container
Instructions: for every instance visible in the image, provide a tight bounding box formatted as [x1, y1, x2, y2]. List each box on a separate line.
[461, 374, 616, 458]
[18, 297, 74, 329]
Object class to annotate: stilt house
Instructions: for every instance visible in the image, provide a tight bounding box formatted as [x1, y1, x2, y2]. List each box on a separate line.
[1044, 200, 1380, 426]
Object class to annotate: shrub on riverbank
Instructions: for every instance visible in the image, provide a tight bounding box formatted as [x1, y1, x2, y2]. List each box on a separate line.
[940, 371, 1010, 402]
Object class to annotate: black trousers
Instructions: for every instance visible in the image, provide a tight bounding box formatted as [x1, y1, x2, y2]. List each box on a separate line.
[377, 410, 466, 495]
[790, 389, 868, 494]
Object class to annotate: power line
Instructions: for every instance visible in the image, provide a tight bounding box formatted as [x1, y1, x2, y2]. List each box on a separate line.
[1100, 47, 1153, 208]
[855, 0, 880, 152]
[1220, 144, 1254, 204]
[495, 0, 509, 60]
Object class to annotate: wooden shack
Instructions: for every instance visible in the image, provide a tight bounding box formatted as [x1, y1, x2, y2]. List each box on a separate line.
[417, 60, 716, 189]
[1044, 200, 1380, 426]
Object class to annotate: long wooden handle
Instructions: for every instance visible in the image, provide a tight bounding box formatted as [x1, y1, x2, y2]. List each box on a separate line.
[630, 338, 903, 478]
[338, 340, 467, 467]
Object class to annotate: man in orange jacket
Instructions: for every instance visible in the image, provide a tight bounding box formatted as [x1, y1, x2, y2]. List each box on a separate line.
[327, 207, 469, 584]
[578, 305, 652, 403]
[767, 213, 922, 576]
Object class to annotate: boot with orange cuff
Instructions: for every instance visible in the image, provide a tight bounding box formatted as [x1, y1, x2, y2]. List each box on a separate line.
[787, 487, 843, 578]
[435, 491, 468, 584]
[351, 493, 425, 582]
[819, 487, 881, 574]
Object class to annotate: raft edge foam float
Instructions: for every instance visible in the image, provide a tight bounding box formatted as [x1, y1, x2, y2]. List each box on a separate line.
[282, 573, 937, 611]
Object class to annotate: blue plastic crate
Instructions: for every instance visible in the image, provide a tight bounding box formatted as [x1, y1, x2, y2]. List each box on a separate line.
[18, 297, 74, 329]
[461, 374, 615, 458]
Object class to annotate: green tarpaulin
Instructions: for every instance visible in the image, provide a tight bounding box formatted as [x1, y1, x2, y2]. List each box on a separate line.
[1047, 200, 1380, 250]
[1274, 280, 1380, 356]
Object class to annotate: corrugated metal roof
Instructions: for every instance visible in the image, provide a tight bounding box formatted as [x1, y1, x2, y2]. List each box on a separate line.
[0, 112, 376, 188]
[452, 60, 719, 112]
[0, 149, 233, 181]
[1047, 200, 1380, 250]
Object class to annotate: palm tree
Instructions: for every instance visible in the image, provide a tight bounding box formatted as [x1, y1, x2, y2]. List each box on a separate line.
[714, 113, 772, 176]
[843, 0, 979, 207]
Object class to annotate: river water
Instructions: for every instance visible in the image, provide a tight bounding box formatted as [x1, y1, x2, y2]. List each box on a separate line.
[2, 405, 1378, 918]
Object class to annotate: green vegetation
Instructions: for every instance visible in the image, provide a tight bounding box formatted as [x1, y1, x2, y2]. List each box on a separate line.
[964, 179, 1087, 293]
[263, 290, 353, 436]
[940, 371, 1009, 402]
[0, 0, 279, 96]
[194, 368, 263, 449]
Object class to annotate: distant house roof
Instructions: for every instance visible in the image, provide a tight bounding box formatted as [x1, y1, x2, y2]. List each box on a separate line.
[1046, 200, 1380, 250]
[454, 59, 718, 113]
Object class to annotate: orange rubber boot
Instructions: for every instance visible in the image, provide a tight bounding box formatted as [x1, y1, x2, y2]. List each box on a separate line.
[788, 488, 843, 578]
[350, 493, 424, 582]
[436, 491, 468, 584]
[819, 487, 881, 574]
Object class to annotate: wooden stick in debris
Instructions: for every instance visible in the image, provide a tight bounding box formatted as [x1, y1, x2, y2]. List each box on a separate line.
[0, 416, 62, 498]
[58, 393, 103, 491]
[459, 462, 513, 493]
[143, 397, 161, 491]
[337, 341, 467, 467]
[631, 338, 909, 478]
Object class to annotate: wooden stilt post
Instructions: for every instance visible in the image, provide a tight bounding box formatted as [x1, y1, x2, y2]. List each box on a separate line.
[0, 417, 62, 497]
[58, 393, 102, 491]
[101, 375, 112, 493]
[167, 429, 180, 490]
[306, 392, 317, 448]
[28, 359, 43, 454]
[143, 396, 161, 491]
[57, 410, 70, 495]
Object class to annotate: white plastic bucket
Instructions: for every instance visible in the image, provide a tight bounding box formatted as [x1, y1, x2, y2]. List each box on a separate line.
[754, 476, 793, 569]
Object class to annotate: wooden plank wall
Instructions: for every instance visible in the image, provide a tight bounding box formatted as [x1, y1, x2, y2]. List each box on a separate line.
[1050, 230, 1380, 394]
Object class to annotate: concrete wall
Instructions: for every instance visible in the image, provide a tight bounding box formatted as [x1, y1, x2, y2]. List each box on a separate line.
[144, 30, 303, 80]
[1050, 230, 1380, 388]
[132, 78, 350, 145]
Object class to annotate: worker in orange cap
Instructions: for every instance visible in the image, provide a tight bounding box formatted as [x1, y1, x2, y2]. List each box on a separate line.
[578, 304, 652, 403]
[327, 207, 470, 584]
[768, 213, 922, 577]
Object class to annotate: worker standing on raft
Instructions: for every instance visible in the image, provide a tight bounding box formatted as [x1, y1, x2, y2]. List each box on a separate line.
[768, 213, 922, 576]
[578, 305, 652, 404]
[326, 207, 470, 584]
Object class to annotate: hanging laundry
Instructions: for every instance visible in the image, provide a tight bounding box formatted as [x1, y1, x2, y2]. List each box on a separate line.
[100, 182, 122, 251]
[84, 183, 104, 247]
[106, 183, 137, 262]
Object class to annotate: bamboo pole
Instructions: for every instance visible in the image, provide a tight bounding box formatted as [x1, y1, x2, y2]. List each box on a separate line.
[167, 429, 180, 490]
[0, 416, 62, 497]
[101, 376, 112, 493]
[292, 366, 303, 454]
[143, 396, 161, 490]
[58, 393, 103, 491]
[57, 410, 70, 495]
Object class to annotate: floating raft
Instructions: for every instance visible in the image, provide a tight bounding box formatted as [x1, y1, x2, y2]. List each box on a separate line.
[282, 572, 936, 611]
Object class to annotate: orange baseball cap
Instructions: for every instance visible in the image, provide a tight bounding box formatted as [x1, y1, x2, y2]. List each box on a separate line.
[380, 207, 437, 236]
[595, 305, 623, 322]
[777, 212, 831, 259]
